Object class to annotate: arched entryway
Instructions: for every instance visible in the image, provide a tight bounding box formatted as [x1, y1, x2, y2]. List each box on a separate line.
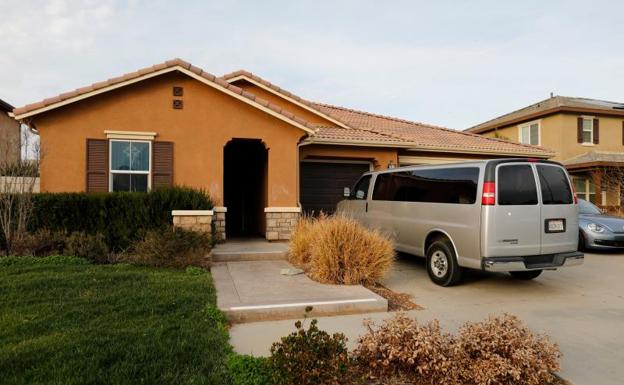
[224, 139, 268, 237]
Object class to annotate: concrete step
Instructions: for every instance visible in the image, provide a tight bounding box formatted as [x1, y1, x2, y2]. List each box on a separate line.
[212, 260, 388, 323]
[212, 250, 288, 262]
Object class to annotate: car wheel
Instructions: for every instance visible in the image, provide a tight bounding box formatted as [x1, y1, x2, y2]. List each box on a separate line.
[509, 270, 542, 280]
[426, 240, 463, 286]
[578, 231, 586, 251]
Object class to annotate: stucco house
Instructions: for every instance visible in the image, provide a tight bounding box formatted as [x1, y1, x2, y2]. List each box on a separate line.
[0, 98, 20, 167]
[11, 58, 550, 240]
[466, 95, 624, 209]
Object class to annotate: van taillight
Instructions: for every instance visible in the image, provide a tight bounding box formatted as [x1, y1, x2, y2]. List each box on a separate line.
[482, 182, 496, 205]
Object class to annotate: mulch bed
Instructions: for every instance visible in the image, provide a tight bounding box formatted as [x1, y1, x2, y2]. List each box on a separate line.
[365, 283, 423, 311]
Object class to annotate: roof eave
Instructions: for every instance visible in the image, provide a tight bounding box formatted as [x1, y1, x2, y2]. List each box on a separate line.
[13, 65, 316, 135]
[468, 106, 624, 134]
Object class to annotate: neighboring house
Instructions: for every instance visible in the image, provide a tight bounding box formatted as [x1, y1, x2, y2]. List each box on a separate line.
[11, 58, 550, 240]
[0, 98, 21, 167]
[466, 96, 624, 209]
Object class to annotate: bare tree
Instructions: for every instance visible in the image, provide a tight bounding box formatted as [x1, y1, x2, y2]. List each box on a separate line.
[591, 166, 624, 215]
[0, 125, 41, 255]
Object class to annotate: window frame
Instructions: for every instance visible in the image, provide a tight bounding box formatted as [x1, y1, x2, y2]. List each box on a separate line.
[581, 116, 594, 145]
[108, 139, 152, 192]
[496, 164, 539, 206]
[518, 120, 541, 146]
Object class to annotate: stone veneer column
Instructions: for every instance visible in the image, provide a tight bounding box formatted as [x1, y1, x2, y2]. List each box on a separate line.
[171, 210, 214, 233]
[264, 207, 301, 241]
[213, 207, 227, 242]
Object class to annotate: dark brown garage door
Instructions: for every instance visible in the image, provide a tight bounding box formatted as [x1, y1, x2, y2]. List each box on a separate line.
[300, 162, 370, 215]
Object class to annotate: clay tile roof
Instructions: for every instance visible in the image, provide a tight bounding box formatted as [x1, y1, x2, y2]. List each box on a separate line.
[467, 95, 624, 133]
[562, 150, 624, 169]
[312, 103, 553, 156]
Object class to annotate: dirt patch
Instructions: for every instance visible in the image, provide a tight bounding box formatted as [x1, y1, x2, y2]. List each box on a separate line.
[365, 283, 423, 311]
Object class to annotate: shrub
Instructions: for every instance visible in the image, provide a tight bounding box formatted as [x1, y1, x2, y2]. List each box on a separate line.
[64, 232, 109, 263]
[227, 354, 272, 385]
[126, 227, 212, 268]
[290, 215, 394, 285]
[0, 255, 90, 266]
[288, 215, 315, 266]
[269, 319, 350, 385]
[10, 229, 66, 256]
[354, 313, 454, 383]
[28, 186, 212, 251]
[452, 314, 561, 385]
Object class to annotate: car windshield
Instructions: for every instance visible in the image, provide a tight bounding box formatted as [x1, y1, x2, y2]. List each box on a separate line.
[579, 199, 601, 214]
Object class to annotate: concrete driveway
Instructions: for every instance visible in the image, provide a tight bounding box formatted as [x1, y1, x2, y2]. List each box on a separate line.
[230, 251, 624, 385]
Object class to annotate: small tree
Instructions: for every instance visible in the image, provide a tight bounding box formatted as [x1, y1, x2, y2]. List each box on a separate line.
[0, 125, 41, 255]
[592, 166, 624, 215]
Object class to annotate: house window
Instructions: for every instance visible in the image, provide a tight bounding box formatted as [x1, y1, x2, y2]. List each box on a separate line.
[582, 117, 594, 144]
[574, 177, 596, 204]
[519, 121, 540, 145]
[110, 140, 151, 192]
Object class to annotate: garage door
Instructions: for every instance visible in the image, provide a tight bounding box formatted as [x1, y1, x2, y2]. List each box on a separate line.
[300, 162, 370, 215]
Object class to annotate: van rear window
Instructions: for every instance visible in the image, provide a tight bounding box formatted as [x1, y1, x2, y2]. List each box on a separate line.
[537, 165, 573, 204]
[497, 165, 538, 205]
[372, 167, 479, 204]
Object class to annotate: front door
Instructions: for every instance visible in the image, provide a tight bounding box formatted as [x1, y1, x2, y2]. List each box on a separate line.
[223, 139, 267, 237]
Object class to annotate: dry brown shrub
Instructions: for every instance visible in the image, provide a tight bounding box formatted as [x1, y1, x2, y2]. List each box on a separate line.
[353, 313, 455, 384]
[302, 214, 394, 285]
[452, 313, 561, 385]
[287, 214, 316, 267]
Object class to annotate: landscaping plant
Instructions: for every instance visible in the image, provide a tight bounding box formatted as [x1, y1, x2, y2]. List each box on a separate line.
[289, 214, 394, 285]
[126, 227, 212, 268]
[268, 318, 350, 385]
[354, 313, 454, 383]
[452, 313, 562, 385]
[227, 354, 272, 385]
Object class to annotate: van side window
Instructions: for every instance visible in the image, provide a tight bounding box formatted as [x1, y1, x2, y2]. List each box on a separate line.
[537, 165, 573, 204]
[351, 175, 371, 200]
[372, 167, 479, 204]
[497, 165, 538, 205]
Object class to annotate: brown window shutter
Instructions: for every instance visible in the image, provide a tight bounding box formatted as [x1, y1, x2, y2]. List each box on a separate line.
[593, 118, 600, 144]
[152, 141, 174, 188]
[577, 117, 583, 143]
[86, 139, 108, 192]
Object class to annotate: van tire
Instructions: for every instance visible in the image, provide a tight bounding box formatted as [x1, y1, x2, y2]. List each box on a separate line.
[426, 240, 463, 286]
[509, 270, 542, 280]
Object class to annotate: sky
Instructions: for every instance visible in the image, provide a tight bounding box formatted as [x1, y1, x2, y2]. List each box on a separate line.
[1, 0, 623, 129]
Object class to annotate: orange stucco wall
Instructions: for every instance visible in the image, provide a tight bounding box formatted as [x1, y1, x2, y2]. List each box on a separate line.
[35, 72, 305, 206]
[300, 144, 398, 170]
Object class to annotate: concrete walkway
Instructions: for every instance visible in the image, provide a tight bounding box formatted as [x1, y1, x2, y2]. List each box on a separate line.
[230, 252, 624, 385]
[213, 259, 387, 322]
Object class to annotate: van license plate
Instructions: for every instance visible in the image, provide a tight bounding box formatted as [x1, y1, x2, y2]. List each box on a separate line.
[546, 219, 565, 233]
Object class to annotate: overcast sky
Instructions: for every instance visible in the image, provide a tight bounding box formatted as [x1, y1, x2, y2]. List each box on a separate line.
[1, 0, 623, 129]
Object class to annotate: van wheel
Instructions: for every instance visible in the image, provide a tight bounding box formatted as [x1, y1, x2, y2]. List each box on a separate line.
[426, 240, 463, 286]
[509, 270, 542, 280]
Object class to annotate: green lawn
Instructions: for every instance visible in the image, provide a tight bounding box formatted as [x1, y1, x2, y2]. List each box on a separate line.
[0, 258, 232, 385]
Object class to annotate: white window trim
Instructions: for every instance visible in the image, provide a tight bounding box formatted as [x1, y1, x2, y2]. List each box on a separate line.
[581, 116, 595, 145]
[517, 120, 541, 146]
[574, 176, 597, 203]
[109, 139, 152, 192]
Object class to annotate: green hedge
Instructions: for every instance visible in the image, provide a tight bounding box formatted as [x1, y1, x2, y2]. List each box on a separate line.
[28, 187, 213, 251]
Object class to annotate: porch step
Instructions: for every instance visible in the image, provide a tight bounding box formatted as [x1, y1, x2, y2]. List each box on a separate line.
[211, 238, 289, 262]
[212, 250, 288, 262]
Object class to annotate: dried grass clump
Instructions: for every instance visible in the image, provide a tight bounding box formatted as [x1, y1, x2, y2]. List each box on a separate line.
[289, 214, 394, 285]
[354, 313, 455, 383]
[452, 314, 561, 385]
[287, 215, 316, 266]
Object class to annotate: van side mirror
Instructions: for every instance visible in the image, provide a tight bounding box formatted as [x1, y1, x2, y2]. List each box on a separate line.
[343, 187, 351, 198]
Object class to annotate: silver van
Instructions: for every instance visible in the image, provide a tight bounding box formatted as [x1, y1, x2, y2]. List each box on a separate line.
[337, 158, 584, 286]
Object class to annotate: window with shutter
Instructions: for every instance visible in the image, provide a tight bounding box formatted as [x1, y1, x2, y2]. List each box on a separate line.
[109, 140, 151, 192]
[581, 117, 594, 144]
[86, 139, 108, 192]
